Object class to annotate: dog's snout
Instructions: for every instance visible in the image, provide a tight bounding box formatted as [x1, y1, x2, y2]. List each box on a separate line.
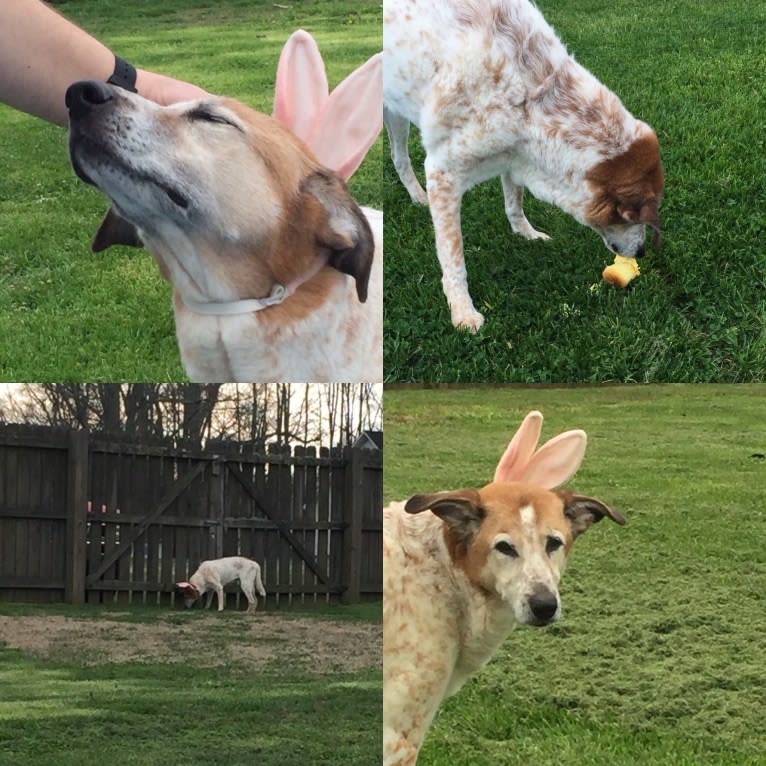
[635, 242, 646, 259]
[66, 80, 115, 120]
[528, 589, 558, 624]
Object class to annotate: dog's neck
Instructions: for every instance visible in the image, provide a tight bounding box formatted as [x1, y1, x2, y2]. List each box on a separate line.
[143, 223, 329, 316]
[180, 252, 330, 316]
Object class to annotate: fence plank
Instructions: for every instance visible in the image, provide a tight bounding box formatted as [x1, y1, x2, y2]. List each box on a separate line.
[65, 429, 89, 604]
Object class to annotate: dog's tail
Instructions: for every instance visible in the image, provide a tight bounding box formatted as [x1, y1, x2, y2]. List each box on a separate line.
[273, 29, 382, 181]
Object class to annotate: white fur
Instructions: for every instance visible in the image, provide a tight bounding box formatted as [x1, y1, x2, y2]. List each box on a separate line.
[384, 0, 661, 331]
[178, 556, 267, 613]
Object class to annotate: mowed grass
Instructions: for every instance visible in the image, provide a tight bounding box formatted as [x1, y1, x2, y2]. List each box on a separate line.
[384, 0, 766, 383]
[0, 602, 382, 766]
[0, 0, 382, 382]
[384, 385, 766, 765]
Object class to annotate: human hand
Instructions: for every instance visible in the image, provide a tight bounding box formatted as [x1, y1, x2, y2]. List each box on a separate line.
[135, 68, 208, 106]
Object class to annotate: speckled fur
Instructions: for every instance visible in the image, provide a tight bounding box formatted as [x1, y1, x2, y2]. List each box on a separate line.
[384, 0, 663, 331]
[383, 481, 623, 765]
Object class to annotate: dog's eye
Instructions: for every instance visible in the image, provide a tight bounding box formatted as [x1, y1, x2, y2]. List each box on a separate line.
[495, 540, 518, 557]
[187, 108, 234, 127]
[546, 536, 564, 555]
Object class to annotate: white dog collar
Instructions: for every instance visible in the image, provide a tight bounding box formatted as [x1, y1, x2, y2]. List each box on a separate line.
[182, 283, 288, 316]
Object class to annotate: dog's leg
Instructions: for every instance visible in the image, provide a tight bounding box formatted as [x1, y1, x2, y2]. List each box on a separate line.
[242, 582, 257, 614]
[215, 585, 225, 611]
[501, 174, 550, 241]
[385, 107, 428, 205]
[425, 162, 484, 332]
[204, 591, 214, 609]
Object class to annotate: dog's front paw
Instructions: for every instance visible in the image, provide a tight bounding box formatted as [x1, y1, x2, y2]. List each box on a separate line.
[510, 218, 551, 241]
[410, 186, 429, 205]
[451, 306, 485, 333]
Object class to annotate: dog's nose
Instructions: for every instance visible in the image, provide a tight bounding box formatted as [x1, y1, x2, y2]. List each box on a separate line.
[66, 80, 115, 120]
[528, 589, 558, 624]
[635, 242, 646, 259]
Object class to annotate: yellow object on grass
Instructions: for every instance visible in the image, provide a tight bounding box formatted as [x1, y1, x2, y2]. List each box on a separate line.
[602, 255, 640, 288]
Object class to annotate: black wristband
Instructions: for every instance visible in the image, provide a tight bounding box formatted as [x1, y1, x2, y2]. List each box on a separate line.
[107, 55, 138, 93]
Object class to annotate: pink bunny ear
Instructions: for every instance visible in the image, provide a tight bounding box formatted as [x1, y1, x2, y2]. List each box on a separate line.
[272, 30, 382, 181]
[494, 411, 543, 482]
[308, 52, 382, 180]
[518, 430, 587, 489]
[273, 30, 329, 141]
[494, 411, 587, 489]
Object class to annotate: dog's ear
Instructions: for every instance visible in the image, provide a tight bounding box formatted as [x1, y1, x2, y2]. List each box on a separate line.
[558, 491, 626, 539]
[617, 199, 662, 249]
[176, 581, 192, 591]
[303, 170, 374, 302]
[92, 208, 143, 253]
[405, 489, 484, 543]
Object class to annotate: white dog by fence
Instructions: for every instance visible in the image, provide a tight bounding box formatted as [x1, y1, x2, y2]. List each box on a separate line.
[177, 556, 266, 613]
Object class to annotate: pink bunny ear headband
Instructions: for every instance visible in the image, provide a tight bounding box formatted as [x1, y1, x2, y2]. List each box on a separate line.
[494, 411, 587, 489]
[273, 29, 382, 181]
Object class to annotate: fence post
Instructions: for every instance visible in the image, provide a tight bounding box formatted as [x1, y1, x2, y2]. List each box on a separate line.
[210, 457, 224, 559]
[342, 445, 364, 604]
[65, 429, 89, 604]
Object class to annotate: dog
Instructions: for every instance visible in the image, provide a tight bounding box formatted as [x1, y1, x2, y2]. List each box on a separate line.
[176, 556, 267, 613]
[384, 0, 664, 331]
[382, 412, 626, 765]
[66, 80, 382, 382]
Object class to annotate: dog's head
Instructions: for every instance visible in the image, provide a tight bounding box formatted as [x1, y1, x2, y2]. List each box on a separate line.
[583, 126, 664, 258]
[66, 80, 374, 303]
[405, 482, 625, 626]
[175, 581, 201, 608]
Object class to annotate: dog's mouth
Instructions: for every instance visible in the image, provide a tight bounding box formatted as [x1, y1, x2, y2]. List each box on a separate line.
[69, 135, 191, 213]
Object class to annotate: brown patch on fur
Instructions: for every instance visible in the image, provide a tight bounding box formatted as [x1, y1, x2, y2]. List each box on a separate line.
[585, 132, 665, 245]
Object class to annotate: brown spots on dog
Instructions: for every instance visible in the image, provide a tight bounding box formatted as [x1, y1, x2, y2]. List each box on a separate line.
[585, 131, 664, 245]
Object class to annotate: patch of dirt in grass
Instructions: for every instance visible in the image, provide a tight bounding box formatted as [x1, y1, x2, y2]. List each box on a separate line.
[0, 614, 381, 673]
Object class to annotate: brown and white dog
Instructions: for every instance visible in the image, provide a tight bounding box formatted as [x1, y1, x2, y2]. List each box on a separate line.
[66, 37, 382, 382]
[176, 556, 266, 613]
[383, 412, 626, 765]
[384, 0, 664, 331]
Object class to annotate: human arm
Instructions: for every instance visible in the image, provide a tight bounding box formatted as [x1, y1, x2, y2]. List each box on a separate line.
[0, 0, 206, 126]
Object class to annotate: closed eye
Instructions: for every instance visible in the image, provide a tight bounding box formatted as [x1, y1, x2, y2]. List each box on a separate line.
[495, 540, 518, 558]
[186, 107, 238, 128]
[546, 536, 564, 555]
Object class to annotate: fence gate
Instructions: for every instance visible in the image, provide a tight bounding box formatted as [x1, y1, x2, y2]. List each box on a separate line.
[0, 424, 382, 607]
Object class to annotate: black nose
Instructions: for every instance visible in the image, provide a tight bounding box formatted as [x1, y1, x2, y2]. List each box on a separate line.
[528, 589, 558, 624]
[635, 243, 646, 259]
[66, 79, 114, 120]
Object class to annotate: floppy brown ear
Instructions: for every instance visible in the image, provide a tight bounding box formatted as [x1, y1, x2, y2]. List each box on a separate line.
[303, 171, 374, 302]
[617, 200, 662, 249]
[91, 208, 143, 253]
[405, 489, 484, 543]
[558, 491, 626, 539]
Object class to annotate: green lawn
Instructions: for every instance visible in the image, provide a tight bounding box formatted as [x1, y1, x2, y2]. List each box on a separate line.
[0, 602, 382, 766]
[384, 0, 766, 383]
[384, 384, 766, 765]
[0, 0, 382, 382]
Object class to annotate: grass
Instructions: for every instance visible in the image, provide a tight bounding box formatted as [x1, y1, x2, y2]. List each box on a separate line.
[383, 0, 766, 383]
[0, 0, 382, 382]
[0, 602, 382, 766]
[384, 384, 766, 765]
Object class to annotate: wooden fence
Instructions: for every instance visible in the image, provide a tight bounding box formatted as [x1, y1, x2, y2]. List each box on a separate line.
[0, 423, 382, 607]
